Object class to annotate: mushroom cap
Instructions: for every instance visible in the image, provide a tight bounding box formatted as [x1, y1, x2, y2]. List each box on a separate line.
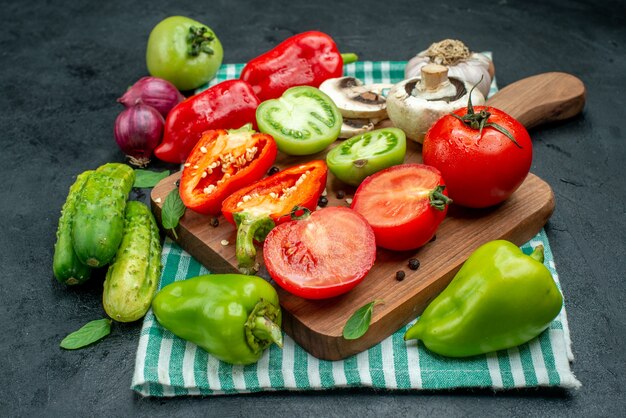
[386, 77, 485, 143]
[319, 77, 392, 119]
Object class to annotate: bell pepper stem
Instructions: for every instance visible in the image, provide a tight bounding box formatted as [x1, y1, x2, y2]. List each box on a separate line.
[530, 245, 545, 263]
[251, 316, 284, 348]
[234, 212, 276, 275]
[341, 53, 359, 64]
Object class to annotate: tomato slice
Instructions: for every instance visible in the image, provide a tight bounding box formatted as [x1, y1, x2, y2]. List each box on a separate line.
[326, 128, 406, 186]
[179, 125, 277, 215]
[263, 207, 376, 299]
[256, 86, 342, 156]
[351, 164, 450, 251]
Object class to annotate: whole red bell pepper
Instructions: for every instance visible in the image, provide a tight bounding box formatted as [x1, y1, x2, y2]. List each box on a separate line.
[154, 80, 261, 163]
[179, 125, 277, 216]
[221, 160, 328, 274]
[240, 31, 356, 102]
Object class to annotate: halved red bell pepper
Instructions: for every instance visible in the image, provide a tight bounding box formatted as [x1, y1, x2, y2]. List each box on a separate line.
[179, 125, 277, 216]
[154, 80, 261, 163]
[221, 160, 328, 275]
[239, 31, 356, 102]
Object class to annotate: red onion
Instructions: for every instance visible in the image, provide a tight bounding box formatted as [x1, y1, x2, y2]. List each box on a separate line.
[114, 102, 164, 167]
[117, 76, 184, 118]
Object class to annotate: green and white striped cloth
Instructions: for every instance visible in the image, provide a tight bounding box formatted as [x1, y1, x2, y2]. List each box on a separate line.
[131, 61, 581, 396]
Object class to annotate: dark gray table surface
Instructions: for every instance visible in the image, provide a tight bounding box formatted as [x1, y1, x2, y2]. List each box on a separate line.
[1, 0, 624, 416]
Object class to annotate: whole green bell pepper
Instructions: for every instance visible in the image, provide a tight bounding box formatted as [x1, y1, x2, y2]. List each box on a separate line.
[152, 274, 283, 365]
[404, 240, 563, 357]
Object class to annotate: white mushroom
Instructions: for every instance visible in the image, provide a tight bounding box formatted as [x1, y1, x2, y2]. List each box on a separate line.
[386, 64, 485, 143]
[319, 77, 392, 119]
[339, 117, 384, 138]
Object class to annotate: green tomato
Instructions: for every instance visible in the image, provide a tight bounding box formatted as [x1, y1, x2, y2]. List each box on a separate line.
[146, 16, 223, 91]
[326, 128, 406, 186]
[256, 86, 342, 156]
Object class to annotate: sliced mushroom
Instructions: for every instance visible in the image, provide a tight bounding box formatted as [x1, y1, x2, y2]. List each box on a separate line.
[386, 64, 485, 143]
[339, 117, 384, 138]
[320, 77, 392, 119]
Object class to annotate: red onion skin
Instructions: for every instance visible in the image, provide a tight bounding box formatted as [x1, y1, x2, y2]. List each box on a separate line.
[114, 103, 164, 167]
[117, 76, 184, 118]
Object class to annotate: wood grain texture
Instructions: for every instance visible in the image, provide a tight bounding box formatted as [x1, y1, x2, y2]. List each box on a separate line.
[485, 72, 586, 129]
[149, 71, 586, 360]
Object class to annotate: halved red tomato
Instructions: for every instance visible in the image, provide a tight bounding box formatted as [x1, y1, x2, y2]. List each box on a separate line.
[263, 207, 376, 299]
[351, 164, 451, 251]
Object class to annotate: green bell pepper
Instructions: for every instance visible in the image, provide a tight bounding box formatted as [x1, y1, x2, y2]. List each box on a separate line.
[152, 274, 283, 365]
[404, 240, 563, 357]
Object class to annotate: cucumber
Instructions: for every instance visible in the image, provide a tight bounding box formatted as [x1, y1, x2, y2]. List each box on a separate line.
[71, 163, 135, 267]
[103, 201, 162, 322]
[52, 170, 94, 285]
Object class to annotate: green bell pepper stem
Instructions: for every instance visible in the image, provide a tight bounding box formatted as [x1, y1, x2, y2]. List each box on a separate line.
[251, 316, 284, 348]
[234, 212, 276, 275]
[530, 245, 545, 263]
[245, 299, 283, 353]
[341, 53, 359, 64]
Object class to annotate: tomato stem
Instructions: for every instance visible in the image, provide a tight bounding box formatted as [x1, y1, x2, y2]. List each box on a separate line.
[187, 26, 216, 57]
[429, 185, 452, 211]
[451, 77, 522, 148]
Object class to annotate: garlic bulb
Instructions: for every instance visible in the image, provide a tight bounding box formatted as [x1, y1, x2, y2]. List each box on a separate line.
[405, 39, 494, 98]
[387, 64, 485, 143]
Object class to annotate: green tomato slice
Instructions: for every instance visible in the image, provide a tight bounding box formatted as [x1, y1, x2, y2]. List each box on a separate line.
[326, 128, 406, 186]
[256, 86, 342, 156]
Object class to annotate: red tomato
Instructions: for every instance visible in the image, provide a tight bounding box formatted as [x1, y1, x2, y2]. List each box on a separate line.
[263, 207, 376, 299]
[351, 164, 450, 251]
[422, 106, 532, 208]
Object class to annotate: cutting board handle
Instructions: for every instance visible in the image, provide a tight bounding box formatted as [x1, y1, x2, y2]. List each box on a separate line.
[485, 72, 586, 129]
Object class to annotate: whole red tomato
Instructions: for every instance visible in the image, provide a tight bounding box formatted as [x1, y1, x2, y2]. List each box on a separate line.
[422, 106, 532, 208]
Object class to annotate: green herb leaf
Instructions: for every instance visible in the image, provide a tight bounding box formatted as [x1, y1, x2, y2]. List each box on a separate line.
[161, 188, 186, 239]
[133, 169, 170, 188]
[343, 300, 384, 340]
[60, 319, 111, 350]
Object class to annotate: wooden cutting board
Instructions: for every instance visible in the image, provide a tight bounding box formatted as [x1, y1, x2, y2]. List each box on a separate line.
[150, 72, 585, 360]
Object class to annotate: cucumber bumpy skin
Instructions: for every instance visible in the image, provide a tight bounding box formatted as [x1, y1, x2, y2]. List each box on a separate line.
[71, 163, 135, 267]
[52, 170, 94, 285]
[103, 201, 162, 322]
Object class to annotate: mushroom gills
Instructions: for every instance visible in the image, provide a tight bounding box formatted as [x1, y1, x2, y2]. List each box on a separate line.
[319, 76, 392, 119]
[339, 117, 385, 139]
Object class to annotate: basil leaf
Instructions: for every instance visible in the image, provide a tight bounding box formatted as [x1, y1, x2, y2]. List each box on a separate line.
[342, 300, 384, 340]
[133, 169, 170, 188]
[161, 188, 186, 239]
[60, 319, 111, 350]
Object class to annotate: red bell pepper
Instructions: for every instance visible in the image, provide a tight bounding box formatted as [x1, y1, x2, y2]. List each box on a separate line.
[154, 80, 261, 163]
[221, 160, 328, 275]
[239, 31, 356, 102]
[179, 125, 277, 216]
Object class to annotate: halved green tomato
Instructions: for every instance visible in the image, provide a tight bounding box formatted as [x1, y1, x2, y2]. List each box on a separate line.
[256, 86, 342, 156]
[326, 128, 406, 186]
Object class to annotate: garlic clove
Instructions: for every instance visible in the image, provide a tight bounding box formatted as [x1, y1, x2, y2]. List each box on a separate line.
[405, 39, 494, 98]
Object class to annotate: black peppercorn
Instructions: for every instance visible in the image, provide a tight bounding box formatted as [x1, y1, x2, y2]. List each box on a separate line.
[336, 190, 345, 199]
[175, 179, 180, 187]
[268, 166, 280, 175]
[318, 196, 328, 207]
[408, 258, 420, 270]
[210, 217, 219, 228]
[395, 270, 406, 281]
